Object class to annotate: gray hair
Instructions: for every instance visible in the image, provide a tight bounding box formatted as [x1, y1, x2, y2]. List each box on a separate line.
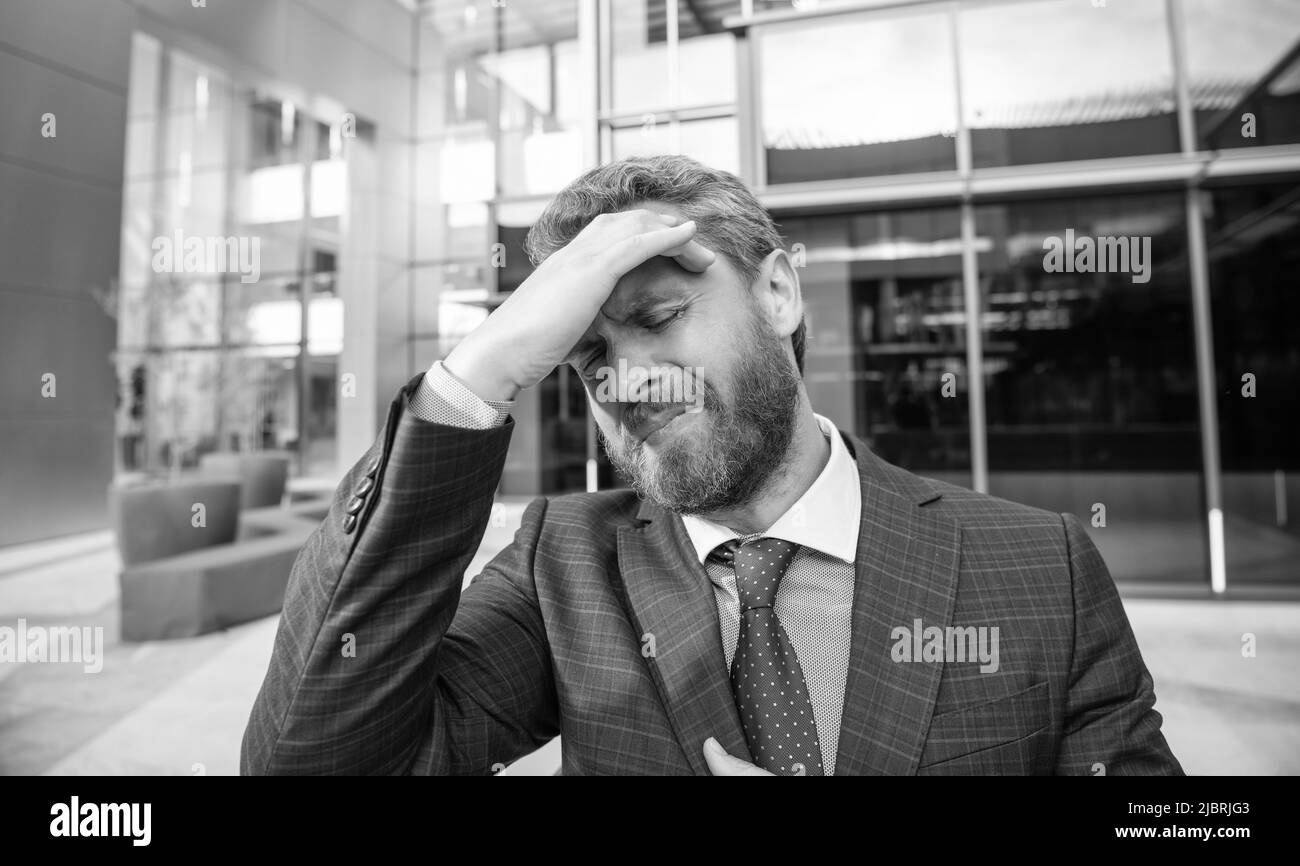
[524, 155, 806, 374]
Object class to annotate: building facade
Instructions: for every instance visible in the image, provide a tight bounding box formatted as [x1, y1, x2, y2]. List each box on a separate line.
[3, 0, 1296, 596]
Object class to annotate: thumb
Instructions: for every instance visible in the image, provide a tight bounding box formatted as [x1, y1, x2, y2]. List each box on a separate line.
[703, 737, 768, 776]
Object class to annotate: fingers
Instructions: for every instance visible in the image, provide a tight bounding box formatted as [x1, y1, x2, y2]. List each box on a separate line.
[703, 737, 775, 776]
[645, 212, 715, 270]
[599, 211, 716, 278]
[603, 220, 700, 277]
[666, 239, 716, 273]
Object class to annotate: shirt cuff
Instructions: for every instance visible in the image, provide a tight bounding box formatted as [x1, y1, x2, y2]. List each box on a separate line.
[407, 360, 514, 429]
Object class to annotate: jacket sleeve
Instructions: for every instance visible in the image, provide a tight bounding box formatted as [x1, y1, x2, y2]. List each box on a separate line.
[1053, 512, 1184, 776]
[240, 373, 559, 775]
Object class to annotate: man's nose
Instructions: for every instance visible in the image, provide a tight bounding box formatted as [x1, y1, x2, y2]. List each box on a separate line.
[601, 357, 653, 404]
[597, 338, 661, 400]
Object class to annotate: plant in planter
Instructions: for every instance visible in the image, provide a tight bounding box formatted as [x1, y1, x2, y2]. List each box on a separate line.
[150, 273, 223, 480]
[105, 272, 241, 566]
[104, 271, 224, 481]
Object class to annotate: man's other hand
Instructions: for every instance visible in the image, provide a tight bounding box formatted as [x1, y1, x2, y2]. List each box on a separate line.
[703, 737, 775, 776]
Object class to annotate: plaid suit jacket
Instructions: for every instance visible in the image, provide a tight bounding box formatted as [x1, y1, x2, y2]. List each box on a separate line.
[241, 373, 1183, 775]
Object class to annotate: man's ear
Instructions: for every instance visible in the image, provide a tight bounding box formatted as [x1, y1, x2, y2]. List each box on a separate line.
[756, 248, 803, 343]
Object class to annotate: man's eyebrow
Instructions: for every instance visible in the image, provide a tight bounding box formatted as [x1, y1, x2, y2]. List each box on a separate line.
[569, 285, 698, 363]
[602, 288, 690, 324]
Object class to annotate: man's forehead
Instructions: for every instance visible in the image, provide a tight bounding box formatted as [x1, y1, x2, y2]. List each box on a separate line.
[593, 198, 736, 318]
[608, 253, 691, 300]
[598, 248, 733, 322]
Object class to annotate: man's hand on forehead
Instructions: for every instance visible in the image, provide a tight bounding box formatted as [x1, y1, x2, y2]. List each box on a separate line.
[620, 205, 716, 274]
[442, 208, 717, 402]
[658, 225, 716, 274]
[568, 214, 716, 362]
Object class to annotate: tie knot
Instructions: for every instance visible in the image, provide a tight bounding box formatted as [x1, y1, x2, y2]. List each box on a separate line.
[715, 537, 799, 611]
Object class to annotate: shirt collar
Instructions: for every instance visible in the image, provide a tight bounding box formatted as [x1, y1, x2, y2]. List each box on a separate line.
[680, 413, 862, 565]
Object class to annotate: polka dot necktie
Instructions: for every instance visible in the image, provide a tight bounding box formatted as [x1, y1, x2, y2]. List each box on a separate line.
[713, 537, 824, 776]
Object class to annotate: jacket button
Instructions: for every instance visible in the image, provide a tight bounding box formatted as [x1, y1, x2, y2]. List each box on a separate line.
[345, 496, 365, 515]
[343, 513, 358, 534]
[354, 476, 374, 497]
[366, 456, 381, 476]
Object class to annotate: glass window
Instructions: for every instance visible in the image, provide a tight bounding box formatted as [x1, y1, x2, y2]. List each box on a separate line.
[960, 0, 1179, 168]
[676, 28, 736, 106]
[420, 1, 584, 199]
[244, 96, 302, 169]
[539, 366, 592, 493]
[759, 6, 958, 182]
[118, 36, 364, 478]
[777, 207, 972, 487]
[163, 56, 233, 175]
[216, 349, 300, 455]
[611, 116, 740, 175]
[1204, 179, 1300, 588]
[225, 274, 302, 350]
[118, 349, 223, 473]
[153, 277, 223, 349]
[419, 0, 516, 131]
[975, 192, 1205, 586]
[414, 136, 494, 261]
[499, 123, 587, 197]
[410, 262, 494, 352]
[610, 0, 739, 114]
[302, 352, 339, 477]
[611, 0, 673, 114]
[1183, 0, 1300, 150]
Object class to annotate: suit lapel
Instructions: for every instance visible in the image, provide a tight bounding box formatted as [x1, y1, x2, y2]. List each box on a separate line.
[834, 435, 962, 775]
[613, 504, 750, 775]
[607, 434, 961, 776]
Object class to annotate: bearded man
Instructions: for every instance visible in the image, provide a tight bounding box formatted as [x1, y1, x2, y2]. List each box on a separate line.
[241, 155, 1182, 776]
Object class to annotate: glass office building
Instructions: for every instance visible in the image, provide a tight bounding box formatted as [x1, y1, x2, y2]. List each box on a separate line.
[109, 0, 1300, 594]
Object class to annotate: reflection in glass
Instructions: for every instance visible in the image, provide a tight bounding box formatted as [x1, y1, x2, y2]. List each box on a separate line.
[302, 354, 339, 478]
[133, 277, 222, 350]
[116, 349, 221, 474]
[415, 136, 494, 262]
[611, 116, 740, 175]
[420, 0, 583, 197]
[246, 96, 300, 169]
[225, 275, 300, 350]
[960, 0, 1178, 168]
[216, 351, 299, 456]
[410, 263, 495, 357]
[1184, 0, 1300, 150]
[540, 366, 592, 494]
[759, 7, 957, 182]
[611, 0, 672, 113]
[975, 193, 1206, 585]
[677, 29, 736, 106]
[609, 1, 738, 114]
[778, 208, 971, 486]
[118, 36, 354, 479]
[1205, 181, 1300, 587]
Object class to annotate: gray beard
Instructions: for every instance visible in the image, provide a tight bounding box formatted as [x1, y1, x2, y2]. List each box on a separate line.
[601, 316, 803, 515]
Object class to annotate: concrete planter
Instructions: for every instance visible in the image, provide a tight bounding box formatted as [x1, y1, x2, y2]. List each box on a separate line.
[107, 480, 241, 567]
[198, 452, 291, 510]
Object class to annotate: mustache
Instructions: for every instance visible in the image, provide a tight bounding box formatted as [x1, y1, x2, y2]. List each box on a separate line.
[620, 398, 706, 435]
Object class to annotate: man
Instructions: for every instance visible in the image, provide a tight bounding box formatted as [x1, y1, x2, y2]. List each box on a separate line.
[241, 155, 1182, 776]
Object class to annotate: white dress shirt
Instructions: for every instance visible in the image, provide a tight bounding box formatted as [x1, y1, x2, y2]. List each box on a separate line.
[681, 414, 861, 774]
